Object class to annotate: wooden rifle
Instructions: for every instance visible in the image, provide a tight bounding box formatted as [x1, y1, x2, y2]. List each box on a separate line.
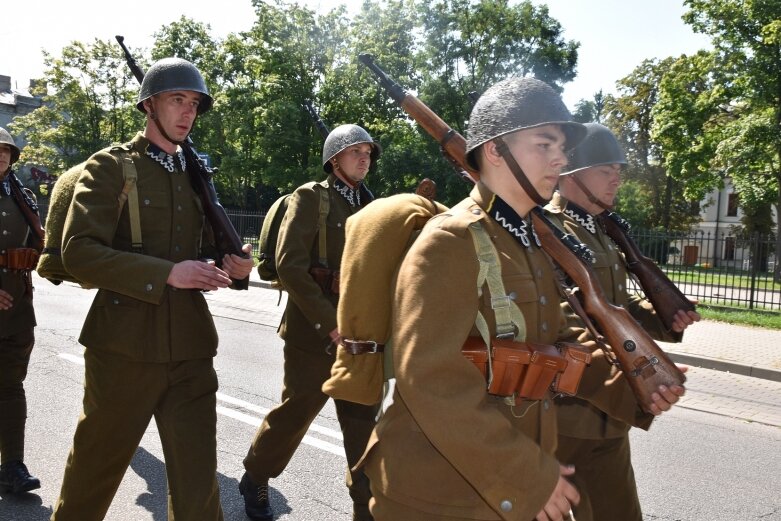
[598, 211, 695, 341]
[358, 53, 685, 412]
[8, 172, 45, 251]
[116, 35, 249, 289]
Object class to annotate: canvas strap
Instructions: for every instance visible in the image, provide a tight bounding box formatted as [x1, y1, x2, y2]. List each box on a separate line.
[114, 147, 142, 252]
[316, 180, 330, 268]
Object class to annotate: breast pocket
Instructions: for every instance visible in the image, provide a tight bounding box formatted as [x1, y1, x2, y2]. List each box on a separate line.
[138, 190, 171, 228]
[481, 275, 540, 338]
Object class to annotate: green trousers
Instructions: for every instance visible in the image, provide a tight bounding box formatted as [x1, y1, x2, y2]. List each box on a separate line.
[0, 328, 34, 464]
[51, 349, 223, 521]
[244, 341, 379, 511]
[555, 433, 642, 521]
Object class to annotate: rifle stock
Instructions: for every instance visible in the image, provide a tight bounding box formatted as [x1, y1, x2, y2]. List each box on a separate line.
[116, 35, 248, 290]
[359, 53, 685, 412]
[599, 212, 696, 341]
[303, 100, 331, 140]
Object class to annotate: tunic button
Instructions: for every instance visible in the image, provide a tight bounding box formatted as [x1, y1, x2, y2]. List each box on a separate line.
[1, 211, 6, 216]
[144, 198, 151, 205]
[614, 263, 619, 270]
[176, 225, 182, 232]
[337, 222, 342, 228]
[543, 399, 550, 411]
[177, 205, 183, 212]
[174, 245, 180, 252]
[2, 268, 6, 273]
[500, 500, 513, 512]
[535, 268, 543, 278]
[508, 291, 517, 300]
[618, 283, 623, 291]
[145, 283, 153, 292]
[314, 323, 321, 330]
[539, 295, 547, 305]
[177, 185, 182, 192]
[541, 322, 548, 332]
[113, 298, 119, 305]
[2, 230, 7, 235]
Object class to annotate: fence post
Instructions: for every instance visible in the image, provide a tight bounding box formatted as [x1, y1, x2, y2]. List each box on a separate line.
[748, 231, 759, 310]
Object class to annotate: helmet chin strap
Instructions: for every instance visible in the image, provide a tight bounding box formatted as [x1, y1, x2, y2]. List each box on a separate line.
[493, 136, 547, 206]
[570, 173, 613, 211]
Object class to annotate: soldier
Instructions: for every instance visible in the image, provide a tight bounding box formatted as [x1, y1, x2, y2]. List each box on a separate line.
[545, 122, 700, 521]
[49, 57, 253, 521]
[239, 124, 381, 521]
[0, 127, 41, 494]
[357, 77, 685, 521]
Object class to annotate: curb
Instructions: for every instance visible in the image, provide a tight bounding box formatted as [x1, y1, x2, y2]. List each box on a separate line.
[668, 352, 781, 383]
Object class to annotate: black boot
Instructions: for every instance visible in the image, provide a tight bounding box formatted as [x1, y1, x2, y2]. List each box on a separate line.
[0, 460, 41, 494]
[239, 472, 273, 520]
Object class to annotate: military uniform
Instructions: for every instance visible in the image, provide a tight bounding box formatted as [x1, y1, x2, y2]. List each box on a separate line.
[362, 183, 650, 521]
[51, 132, 223, 521]
[243, 174, 380, 515]
[545, 192, 672, 521]
[0, 173, 37, 466]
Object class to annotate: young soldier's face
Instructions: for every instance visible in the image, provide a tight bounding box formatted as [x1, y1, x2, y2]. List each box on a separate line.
[504, 125, 568, 200]
[575, 163, 622, 208]
[150, 90, 201, 142]
[332, 143, 372, 185]
[0, 144, 12, 175]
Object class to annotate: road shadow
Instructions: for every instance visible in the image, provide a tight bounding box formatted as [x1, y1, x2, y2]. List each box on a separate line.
[0, 489, 53, 520]
[129, 447, 291, 520]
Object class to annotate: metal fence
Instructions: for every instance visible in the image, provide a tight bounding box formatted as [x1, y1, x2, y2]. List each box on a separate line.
[38, 204, 779, 311]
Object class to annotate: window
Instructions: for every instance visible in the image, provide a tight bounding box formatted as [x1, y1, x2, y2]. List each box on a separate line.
[726, 193, 739, 217]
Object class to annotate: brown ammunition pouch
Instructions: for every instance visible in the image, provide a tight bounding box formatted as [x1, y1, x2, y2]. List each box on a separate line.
[462, 337, 591, 400]
[0, 247, 40, 271]
[309, 266, 340, 296]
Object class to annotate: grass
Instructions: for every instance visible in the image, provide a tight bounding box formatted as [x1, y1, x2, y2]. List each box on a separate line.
[664, 266, 781, 290]
[698, 305, 781, 330]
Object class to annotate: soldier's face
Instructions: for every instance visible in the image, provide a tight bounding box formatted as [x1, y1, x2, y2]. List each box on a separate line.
[503, 125, 568, 201]
[332, 143, 372, 186]
[575, 163, 622, 208]
[0, 144, 12, 176]
[150, 91, 201, 142]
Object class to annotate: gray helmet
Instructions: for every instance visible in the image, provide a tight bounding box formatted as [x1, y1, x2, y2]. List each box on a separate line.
[136, 57, 213, 115]
[0, 127, 21, 165]
[562, 123, 627, 175]
[322, 124, 382, 173]
[465, 77, 586, 169]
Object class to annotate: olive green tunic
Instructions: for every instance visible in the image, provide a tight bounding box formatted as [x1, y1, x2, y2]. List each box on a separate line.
[363, 184, 647, 521]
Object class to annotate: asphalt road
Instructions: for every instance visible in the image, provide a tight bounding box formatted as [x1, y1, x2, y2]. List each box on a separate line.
[1, 276, 779, 520]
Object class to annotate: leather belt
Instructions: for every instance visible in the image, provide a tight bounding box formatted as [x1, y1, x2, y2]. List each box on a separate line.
[341, 339, 385, 354]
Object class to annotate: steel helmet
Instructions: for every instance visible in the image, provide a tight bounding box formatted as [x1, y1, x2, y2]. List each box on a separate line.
[465, 77, 586, 169]
[322, 124, 382, 173]
[0, 127, 21, 164]
[562, 123, 626, 175]
[136, 57, 213, 114]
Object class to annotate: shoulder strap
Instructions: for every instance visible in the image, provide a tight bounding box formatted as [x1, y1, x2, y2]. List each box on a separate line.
[468, 221, 527, 343]
[315, 179, 330, 268]
[111, 144, 142, 252]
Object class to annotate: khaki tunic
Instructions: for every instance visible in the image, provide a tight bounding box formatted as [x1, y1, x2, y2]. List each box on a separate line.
[363, 184, 644, 521]
[0, 181, 36, 335]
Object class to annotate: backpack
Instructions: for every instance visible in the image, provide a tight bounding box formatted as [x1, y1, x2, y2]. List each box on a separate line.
[257, 179, 330, 287]
[322, 194, 531, 406]
[36, 144, 141, 287]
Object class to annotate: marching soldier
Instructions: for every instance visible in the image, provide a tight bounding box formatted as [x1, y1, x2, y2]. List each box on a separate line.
[239, 125, 381, 521]
[0, 127, 42, 494]
[356, 78, 685, 521]
[546, 122, 700, 521]
[50, 58, 253, 520]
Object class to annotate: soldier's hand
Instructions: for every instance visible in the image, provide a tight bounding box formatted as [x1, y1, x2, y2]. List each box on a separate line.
[0, 289, 13, 310]
[536, 465, 579, 521]
[167, 259, 231, 291]
[648, 365, 688, 415]
[221, 243, 254, 281]
[671, 308, 701, 333]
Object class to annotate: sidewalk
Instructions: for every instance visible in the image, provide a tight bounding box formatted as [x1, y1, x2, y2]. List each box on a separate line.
[247, 271, 781, 383]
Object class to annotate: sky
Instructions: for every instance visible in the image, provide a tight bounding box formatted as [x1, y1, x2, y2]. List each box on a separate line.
[2, 0, 712, 109]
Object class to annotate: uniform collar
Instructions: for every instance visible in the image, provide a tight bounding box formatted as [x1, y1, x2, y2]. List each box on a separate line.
[331, 175, 373, 208]
[471, 182, 541, 249]
[144, 139, 187, 173]
[552, 192, 597, 235]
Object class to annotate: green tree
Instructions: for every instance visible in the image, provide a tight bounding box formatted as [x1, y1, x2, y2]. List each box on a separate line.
[10, 39, 142, 184]
[572, 90, 606, 123]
